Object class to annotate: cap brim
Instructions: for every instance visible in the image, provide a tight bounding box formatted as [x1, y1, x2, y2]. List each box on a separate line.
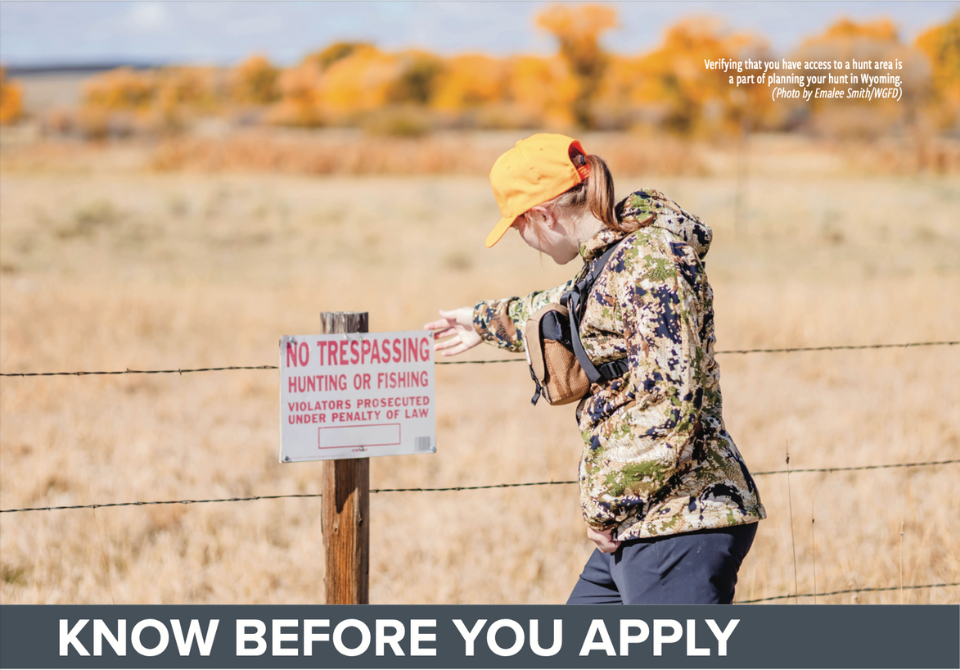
[485, 215, 517, 248]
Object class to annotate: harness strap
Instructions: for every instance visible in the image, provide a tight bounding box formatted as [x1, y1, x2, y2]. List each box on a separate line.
[597, 358, 629, 379]
[561, 240, 627, 386]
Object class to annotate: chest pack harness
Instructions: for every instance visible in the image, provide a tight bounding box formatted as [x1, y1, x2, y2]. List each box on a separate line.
[523, 239, 629, 406]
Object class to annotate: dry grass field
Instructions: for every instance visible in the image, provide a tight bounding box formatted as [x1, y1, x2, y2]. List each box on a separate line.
[0, 131, 958, 605]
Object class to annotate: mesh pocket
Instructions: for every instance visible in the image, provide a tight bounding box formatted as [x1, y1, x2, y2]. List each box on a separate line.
[542, 340, 589, 404]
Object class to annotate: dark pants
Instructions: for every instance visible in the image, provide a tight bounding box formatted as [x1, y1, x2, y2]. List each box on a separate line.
[566, 522, 759, 605]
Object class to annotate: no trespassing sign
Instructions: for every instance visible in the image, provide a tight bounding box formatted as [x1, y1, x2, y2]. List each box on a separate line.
[279, 331, 436, 463]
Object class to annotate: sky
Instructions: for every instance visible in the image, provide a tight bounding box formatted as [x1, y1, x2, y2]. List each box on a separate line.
[1, 1, 957, 68]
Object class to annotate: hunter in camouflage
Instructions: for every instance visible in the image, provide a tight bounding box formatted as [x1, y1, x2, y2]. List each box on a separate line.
[473, 188, 766, 541]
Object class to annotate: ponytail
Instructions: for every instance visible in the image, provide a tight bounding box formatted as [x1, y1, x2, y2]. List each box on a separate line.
[548, 153, 652, 234]
[584, 154, 618, 231]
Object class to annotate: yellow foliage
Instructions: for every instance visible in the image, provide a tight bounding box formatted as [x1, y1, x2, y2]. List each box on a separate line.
[155, 67, 219, 114]
[507, 55, 577, 126]
[317, 45, 403, 117]
[36, 10, 960, 139]
[83, 68, 158, 112]
[270, 46, 444, 126]
[230, 54, 280, 106]
[536, 3, 617, 51]
[81, 66, 218, 132]
[793, 16, 925, 137]
[811, 17, 899, 43]
[272, 58, 325, 126]
[798, 15, 904, 66]
[304, 42, 372, 72]
[916, 10, 960, 112]
[536, 3, 618, 128]
[0, 67, 24, 125]
[385, 50, 444, 105]
[431, 54, 508, 111]
[627, 17, 765, 136]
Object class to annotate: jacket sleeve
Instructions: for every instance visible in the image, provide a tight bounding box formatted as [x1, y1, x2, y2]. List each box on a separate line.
[472, 278, 576, 353]
[579, 239, 705, 532]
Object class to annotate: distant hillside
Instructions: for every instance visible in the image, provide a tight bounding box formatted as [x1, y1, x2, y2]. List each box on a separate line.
[6, 61, 173, 115]
[5, 61, 166, 76]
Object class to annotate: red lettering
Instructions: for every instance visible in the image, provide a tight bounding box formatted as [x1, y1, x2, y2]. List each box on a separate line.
[419, 337, 430, 361]
[298, 342, 310, 366]
[286, 342, 299, 367]
[350, 339, 359, 364]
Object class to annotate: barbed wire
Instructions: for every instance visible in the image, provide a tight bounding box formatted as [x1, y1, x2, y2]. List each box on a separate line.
[1, 340, 956, 377]
[369, 458, 959, 491]
[716, 340, 958, 355]
[0, 365, 278, 377]
[0, 493, 322, 513]
[737, 582, 958, 604]
[751, 459, 958, 477]
[443, 340, 960, 363]
[2, 459, 954, 515]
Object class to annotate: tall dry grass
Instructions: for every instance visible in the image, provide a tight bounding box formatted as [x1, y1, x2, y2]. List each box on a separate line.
[4, 128, 958, 179]
[0, 134, 958, 604]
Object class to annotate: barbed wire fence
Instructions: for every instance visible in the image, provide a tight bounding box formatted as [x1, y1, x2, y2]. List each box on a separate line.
[1, 338, 958, 604]
[2, 459, 957, 514]
[2, 340, 957, 377]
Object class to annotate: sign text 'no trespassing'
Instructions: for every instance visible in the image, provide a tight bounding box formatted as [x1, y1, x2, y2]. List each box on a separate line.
[279, 331, 436, 462]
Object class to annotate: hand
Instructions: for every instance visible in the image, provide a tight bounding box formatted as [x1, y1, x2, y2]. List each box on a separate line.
[423, 307, 482, 357]
[587, 526, 621, 554]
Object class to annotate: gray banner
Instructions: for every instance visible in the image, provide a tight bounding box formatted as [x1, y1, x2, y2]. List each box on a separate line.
[1, 605, 957, 669]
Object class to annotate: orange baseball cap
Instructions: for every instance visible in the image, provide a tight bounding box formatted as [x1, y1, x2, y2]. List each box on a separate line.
[485, 133, 590, 248]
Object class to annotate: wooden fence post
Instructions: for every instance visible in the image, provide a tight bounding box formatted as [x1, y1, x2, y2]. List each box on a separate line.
[320, 311, 370, 604]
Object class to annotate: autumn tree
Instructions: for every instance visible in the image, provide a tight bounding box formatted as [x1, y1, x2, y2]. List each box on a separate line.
[307, 42, 371, 71]
[916, 10, 960, 128]
[155, 67, 218, 114]
[79, 66, 219, 134]
[230, 54, 280, 105]
[0, 67, 24, 125]
[269, 43, 375, 126]
[316, 45, 403, 118]
[507, 55, 577, 127]
[625, 18, 766, 137]
[272, 58, 324, 126]
[83, 67, 157, 112]
[385, 50, 445, 105]
[431, 54, 508, 111]
[536, 3, 617, 129]
[794, 17, 925, 137]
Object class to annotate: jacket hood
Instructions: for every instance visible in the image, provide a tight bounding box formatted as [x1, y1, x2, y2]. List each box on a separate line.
[616, 189, 713, 260]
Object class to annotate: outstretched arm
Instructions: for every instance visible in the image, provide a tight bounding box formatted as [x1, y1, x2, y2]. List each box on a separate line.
[470, 278, 577, 353]
[424, 308, 483, 357]
[425, 277, 579, 357]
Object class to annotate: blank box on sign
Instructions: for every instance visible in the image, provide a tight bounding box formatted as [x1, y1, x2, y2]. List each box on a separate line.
[318, 423, 401, 450]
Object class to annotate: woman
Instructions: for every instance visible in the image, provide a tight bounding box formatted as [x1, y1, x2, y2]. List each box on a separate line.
[425, 133, 765, 604]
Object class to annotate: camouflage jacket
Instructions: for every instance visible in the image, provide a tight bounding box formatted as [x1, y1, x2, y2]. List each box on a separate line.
[473, 189, 766, 540]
